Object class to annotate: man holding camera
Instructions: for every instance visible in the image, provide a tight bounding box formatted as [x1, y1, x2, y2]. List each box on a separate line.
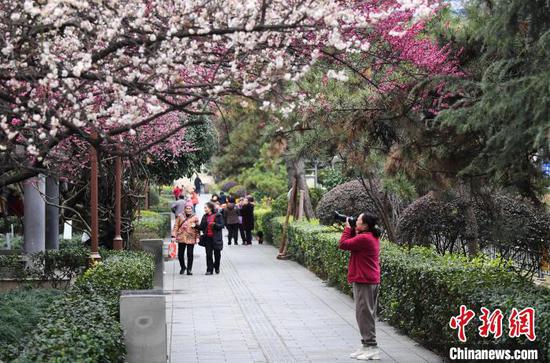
[338, 212, 381, 361]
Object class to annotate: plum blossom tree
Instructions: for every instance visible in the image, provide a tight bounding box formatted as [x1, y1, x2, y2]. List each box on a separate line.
[1, 0, 445, 187]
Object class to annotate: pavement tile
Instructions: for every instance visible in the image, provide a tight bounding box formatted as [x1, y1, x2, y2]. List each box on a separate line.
[166, 194, 442, 363]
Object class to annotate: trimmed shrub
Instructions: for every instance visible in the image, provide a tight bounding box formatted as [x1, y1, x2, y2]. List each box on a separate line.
[379, 245, 549, 360]
[397, 192, 550, 275]
[76, 251, 154, 315]
[254, 206, 272, 233]
[316, 180, 377, 225]
[14, 251, 155, 362]
[271, 193, 288, 216]
[265, 216, 549, 361]
[221, 180, 238, 192]
[148, 188, 160, 207]
[131, 211, 170, 248]
[0, 289, 62, 362]
[318, 167, 349, 191]
[14, 291, 124, 363]
[0, 247, 89, 289]
[229, 184, 246, 198]
[27, 247, 89, 289]
[267, 216, 286, 247]
[308, 187, 326, 211]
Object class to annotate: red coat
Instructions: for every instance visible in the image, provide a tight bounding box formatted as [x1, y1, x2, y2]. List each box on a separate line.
[339, 227, 380, 284]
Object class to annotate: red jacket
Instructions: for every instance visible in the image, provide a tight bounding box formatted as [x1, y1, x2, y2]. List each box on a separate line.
[339, 227, 380, 284]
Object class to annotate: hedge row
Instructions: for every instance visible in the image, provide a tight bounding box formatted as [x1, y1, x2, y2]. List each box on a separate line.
[12, 251, 154, 362]
[262, 212, 549, 362]
[0, 289, 62, 361]
[131, 210, 170, 248]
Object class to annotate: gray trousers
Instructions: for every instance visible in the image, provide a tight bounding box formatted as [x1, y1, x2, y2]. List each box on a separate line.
[353, 282, 380, 347]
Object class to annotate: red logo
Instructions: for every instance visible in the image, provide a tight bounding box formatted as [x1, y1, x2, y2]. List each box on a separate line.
[478, 307, 504, 339]
[449, 305, 476, 342]
[508, 308, 536, 341]
[450, 306, 536, 342]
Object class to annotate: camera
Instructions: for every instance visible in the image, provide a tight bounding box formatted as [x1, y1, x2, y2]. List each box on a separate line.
[334, 211, 356, 228]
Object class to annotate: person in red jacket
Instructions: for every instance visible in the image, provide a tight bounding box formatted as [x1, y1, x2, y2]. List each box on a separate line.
[339, 213, 381, 361]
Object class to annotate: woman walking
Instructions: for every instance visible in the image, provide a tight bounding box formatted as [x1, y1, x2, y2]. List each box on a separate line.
[171, 203, 199, 275]
[224, 197, 240, 245]
[199, 202, 224, 274]
[339, 213, 381, 360]
[240, 195, 255, 245]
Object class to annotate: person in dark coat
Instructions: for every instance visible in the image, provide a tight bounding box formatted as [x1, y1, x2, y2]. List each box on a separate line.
[219, 191, 227, 204]
[240, 195, 255, 245]
[223, 197, 240, 245]
[194, 175, 202, 195]
[199, 202, 224, 274]
[236, 197, 246, 242]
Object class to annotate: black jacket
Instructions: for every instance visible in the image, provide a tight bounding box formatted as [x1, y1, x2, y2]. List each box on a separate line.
[240, 204, 255, 230]
[199, 212, 224, 250]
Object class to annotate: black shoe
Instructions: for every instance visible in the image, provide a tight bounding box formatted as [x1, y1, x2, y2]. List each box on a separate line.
[215, 268, 220, 274]
[187, 270, 193, 275]
[228, 242, 231, 245]
[180, 268, 185, 275]
[205, 271, 213, 275]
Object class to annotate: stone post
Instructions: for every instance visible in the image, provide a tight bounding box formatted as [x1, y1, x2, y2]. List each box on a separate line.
[23, 175, 46, 254]
[45, 176, 60, 250]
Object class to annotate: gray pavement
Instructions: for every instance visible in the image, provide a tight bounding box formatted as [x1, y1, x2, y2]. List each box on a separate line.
[165, 194, 442, 363]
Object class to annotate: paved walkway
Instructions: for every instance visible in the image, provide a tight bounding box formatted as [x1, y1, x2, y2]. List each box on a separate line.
[164, 195, 442, 363]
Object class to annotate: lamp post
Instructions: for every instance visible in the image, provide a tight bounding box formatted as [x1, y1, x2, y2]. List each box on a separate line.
[113, 156, 123, 250]
[89, 133, 101, 262]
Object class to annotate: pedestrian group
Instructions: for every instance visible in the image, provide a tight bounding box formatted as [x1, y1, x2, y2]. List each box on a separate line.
[171, 185, 257, 276]
[170, 179, 382, 361]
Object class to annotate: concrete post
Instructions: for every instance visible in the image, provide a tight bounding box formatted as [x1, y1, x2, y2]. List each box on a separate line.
[113, 156, 123, 250]
[140, 239, 164, 290]
[120, 290, 166, 363]
[23, 175, 46, 254]
[45, 176, 60, 250]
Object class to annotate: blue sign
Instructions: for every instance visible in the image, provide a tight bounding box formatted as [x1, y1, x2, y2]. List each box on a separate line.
[543, 163, 550, 176]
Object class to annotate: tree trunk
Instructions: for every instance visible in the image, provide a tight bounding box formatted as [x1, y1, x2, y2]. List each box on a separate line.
[358, 176, 398, 242]
[144, 179, 149, 210]
[285, 155, 315, 219]
[458, 183, 479, 256]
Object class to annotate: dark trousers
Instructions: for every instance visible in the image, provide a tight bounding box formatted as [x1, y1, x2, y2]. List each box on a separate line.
[227, 224, 239, 244]
[238, 224, 245, 241]
[244, 229, 253, 244]
[205, 240, 221, 272]
[178, 243, 194, 271]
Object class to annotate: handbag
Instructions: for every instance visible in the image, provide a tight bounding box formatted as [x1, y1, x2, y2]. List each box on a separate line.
[198, 234, 206, 247]
[168, 241, 177, 259]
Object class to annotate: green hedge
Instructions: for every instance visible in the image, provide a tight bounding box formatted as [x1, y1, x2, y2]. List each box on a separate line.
[254, 206, 281, 245]
[12, 251, 154, 362]
[14, 291, 124, 363]
[266, 217, 550, 361]
[131, 210, 170, 248]
[76, 251, 154, 316]
[0, 289, 62, 362]
[0, 246, 89, 289]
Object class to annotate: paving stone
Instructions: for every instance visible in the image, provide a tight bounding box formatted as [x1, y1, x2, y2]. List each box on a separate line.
[165, 194, 443, 363]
